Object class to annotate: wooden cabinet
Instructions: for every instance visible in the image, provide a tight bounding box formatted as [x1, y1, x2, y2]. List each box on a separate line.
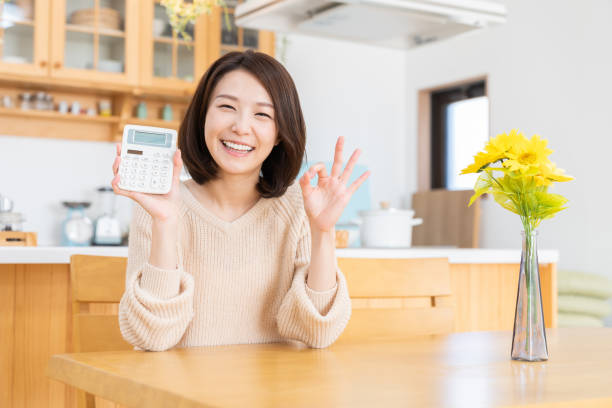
[0, 256, 558, 407]
[139, 0, 214, 93]
[0, 0, 140, 87]
[49, 0, 140, 87]
[0, 0, 275, 142]
[0, 0, 49, 77]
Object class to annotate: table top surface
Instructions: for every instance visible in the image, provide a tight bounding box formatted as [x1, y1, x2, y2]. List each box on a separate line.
[47, 328, 610, 408]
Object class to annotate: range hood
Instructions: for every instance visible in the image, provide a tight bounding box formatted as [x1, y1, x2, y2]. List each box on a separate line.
[235, 0, 507, 49]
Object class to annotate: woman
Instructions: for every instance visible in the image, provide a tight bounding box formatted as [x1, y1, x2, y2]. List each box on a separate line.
[112, 50, 369, 351]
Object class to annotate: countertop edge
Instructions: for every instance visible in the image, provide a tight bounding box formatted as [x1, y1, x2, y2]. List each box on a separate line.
[0, 246, 560, 264]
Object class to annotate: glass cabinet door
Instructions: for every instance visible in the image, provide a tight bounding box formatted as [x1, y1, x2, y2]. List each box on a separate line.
[51, 0, 137, 85]
[149, 0, 199, 87]
[220, 0, 274, 56]
[141, 1, 273, 92]
[0, 0, 49, 76]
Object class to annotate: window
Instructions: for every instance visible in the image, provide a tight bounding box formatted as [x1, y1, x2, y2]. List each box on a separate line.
[430, 81, 488, 190]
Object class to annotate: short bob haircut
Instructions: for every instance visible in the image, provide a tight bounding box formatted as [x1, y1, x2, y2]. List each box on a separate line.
[179, 50, 306, 198]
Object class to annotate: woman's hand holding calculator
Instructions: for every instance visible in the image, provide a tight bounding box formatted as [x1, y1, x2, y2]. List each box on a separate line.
[111, 142, 184, 223]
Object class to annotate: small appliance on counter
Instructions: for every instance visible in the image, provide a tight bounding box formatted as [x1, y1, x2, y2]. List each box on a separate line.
[93, 186, 122, 246]
[61, 201, 93, 246]
[0, 193, 37, 246]
[358, 201, 423, 248]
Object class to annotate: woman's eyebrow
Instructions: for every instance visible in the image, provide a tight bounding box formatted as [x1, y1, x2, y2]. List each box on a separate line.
[215, 94, 274, 108]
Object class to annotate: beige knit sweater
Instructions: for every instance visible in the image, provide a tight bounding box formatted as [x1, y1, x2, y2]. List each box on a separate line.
[118, 181, 352, 351]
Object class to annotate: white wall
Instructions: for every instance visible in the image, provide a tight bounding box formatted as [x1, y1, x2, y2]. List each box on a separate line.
[0, 136, 134, 244]
[279, 34, 407, 208]
[0, 34, 407, 246]
[401, 1, 612, 321]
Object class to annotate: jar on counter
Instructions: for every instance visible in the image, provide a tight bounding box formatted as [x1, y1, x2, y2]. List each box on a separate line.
[35, 91, 47, 110]
[19, 92, 32, 110]
[0, 212, 25, 231]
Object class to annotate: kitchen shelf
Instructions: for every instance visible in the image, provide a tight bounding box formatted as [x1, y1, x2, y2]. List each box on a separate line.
[0, 106, 119, 123]
[65, 24, 125, 38]
[153, 36, 194, 46]
[6, 18, 35, 27]
[126, 117, 181, 129]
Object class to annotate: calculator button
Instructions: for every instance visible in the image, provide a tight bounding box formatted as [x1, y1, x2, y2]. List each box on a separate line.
[154, 152, 160, 157]
[161, 178, 168, 184]
[153, 165, 159, 170]
[152, 171, 159, 176]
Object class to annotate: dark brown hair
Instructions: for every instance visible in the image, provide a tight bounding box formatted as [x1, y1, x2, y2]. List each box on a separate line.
[179, 50, 306, 198]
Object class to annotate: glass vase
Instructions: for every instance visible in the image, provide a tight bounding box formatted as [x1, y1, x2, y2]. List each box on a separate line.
[511, 230, 549, 361]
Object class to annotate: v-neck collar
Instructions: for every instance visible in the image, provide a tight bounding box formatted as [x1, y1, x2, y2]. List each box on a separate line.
[180, 181, 271, 233]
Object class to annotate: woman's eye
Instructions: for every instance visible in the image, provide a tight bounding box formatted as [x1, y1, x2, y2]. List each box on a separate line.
[219, 104, 234, 110]
[256, 112, 272, 119]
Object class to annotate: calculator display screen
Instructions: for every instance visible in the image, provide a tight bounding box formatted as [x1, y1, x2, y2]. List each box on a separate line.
[133, 131, 167, 146]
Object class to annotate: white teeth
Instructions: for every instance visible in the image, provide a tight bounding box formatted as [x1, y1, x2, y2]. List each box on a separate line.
[222, 140, 254, 152]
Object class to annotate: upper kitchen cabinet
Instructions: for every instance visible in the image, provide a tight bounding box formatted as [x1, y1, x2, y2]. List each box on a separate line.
[219, 0, 275, 57]
[49, 0, 139, 87]
[139, 0, 275, 95]
[0, 0, 50, 77]
[138, 0, 214, 94]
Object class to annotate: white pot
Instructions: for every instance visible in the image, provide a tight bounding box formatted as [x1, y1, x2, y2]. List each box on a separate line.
[358, 207, 423, 248]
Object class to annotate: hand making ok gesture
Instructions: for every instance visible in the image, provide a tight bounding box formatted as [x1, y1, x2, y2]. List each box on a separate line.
[299, 136, 370, 232]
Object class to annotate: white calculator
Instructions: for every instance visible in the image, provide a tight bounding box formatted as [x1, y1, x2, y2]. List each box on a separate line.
[118, 124, 177, 194]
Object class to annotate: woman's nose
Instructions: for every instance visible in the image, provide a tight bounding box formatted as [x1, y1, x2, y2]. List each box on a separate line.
[232, 112, 252, 135]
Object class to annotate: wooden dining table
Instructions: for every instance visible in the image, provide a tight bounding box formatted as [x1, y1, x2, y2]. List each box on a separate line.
[47, 328, 612, 408]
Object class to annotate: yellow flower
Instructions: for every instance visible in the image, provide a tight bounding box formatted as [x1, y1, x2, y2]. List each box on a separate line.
[485, 129, 525, 158]
[504, 134, 553, 174]
[461, 151, 497, 174]
[460, 129, 525, 174]
[535, 162, 574, 186]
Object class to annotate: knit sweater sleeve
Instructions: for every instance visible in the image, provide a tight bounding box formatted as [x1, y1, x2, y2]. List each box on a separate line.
[118, 204, 195, 351]
[276, 219, 352, 348]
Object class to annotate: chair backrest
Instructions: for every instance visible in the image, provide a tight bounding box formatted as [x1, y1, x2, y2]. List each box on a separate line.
[335, 257, 454, 344]
[411, 189, 480, 248]
[70, 255, 132, 353]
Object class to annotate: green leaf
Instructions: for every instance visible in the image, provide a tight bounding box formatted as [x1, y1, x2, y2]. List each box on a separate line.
[493, 191, 519, 214]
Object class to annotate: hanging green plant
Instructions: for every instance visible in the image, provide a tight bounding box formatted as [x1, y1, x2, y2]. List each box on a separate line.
[161, 0, 231, 42]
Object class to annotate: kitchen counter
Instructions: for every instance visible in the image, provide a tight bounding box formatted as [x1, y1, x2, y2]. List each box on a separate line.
[0, 246, 559, 264]
[2, 245, 559, 407]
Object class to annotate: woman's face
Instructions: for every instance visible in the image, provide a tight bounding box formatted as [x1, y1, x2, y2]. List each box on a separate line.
[204, 69, 278, 180]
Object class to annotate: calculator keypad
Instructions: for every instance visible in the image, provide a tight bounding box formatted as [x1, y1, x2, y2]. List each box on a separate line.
[118, 151, 173, 194]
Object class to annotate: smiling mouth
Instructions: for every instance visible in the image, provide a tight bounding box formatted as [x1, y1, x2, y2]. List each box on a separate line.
[221, 140, 255, 153]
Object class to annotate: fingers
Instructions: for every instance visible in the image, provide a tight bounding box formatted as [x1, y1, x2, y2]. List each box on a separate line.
[340, 149, 361, 183]
[112, 155, 120, 176]
[172, 149, 183, 188]
[330, 136, 344, 178]
[299, 162, 326, 196]
[299, 169, 314, 197]
[347, 170, 371, 195]
[110, 173, 134, 200]
[116, 142, 121, 156]
[310, 162, 328, 179]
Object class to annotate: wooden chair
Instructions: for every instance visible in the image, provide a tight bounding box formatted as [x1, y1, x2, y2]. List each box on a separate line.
[70, 255, 132, 408]
[335, 258, 454, 344]
[411, 189, 481, 248]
